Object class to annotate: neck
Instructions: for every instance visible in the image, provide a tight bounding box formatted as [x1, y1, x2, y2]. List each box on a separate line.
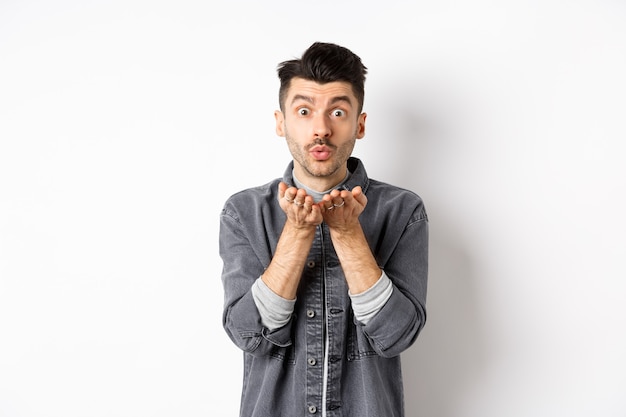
[292, 168, 350, 201]
[293, 166, 348, 193]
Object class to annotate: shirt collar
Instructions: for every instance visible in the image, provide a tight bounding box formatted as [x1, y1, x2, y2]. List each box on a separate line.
[282, 156, 370, 199]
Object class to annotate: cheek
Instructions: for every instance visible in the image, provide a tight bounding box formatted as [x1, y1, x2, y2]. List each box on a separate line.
[284, 119, 309, 140]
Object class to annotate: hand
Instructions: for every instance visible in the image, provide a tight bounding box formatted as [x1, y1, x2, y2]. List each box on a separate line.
[320, 186, 367, 232]
[278, 182, 323, 228]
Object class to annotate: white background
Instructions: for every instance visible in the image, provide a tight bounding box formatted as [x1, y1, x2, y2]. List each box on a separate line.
[1, 1, 625, 416]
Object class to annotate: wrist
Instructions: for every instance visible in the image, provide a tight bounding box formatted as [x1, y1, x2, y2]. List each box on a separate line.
[328, 222, 363, 241]
[283, 220, 318, 238]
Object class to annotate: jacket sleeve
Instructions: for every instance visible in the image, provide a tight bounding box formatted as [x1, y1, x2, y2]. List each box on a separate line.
[360, 203, 429, 358]
[219, 206, 294, 355]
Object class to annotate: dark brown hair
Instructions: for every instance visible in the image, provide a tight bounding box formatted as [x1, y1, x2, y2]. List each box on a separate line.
[277, 42, 368, 113]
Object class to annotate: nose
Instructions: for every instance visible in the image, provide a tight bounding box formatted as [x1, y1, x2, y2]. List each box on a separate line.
[312, 113, 331, 138]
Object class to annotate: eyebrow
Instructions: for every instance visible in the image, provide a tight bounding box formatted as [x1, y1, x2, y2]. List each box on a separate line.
[290, 94, 353, 107]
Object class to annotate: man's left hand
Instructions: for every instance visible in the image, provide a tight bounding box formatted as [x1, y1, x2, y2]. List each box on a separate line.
[320, 186, 367, 232]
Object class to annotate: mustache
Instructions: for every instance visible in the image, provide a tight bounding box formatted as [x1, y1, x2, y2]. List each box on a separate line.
[309, 138, 335, 148]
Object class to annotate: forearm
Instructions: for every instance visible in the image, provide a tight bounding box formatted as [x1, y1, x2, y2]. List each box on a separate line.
[349, 270, 393, 324]
[357, 213, 429, 357]
[252, 277, 296, 330]
[330, 222, 382, 294]
[261, 221, 316, 300]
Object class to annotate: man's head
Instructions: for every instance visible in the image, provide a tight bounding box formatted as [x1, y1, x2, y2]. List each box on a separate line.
[274, 42, 368, 191]
[277, 42, 368, 113]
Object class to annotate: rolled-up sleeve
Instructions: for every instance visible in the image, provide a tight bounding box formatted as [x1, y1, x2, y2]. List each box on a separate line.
[359, 204, 429, 358]
[220, 205, 294, 354]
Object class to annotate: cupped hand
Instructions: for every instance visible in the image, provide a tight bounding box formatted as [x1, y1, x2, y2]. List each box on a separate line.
[278, 182, 323, 228]
[320, 186, 367, 231]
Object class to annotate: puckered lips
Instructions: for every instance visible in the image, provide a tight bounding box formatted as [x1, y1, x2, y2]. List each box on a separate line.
[309, 145, 332, 161]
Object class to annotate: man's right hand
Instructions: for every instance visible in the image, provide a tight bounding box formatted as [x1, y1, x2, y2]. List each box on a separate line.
[278, 182, 323, 228]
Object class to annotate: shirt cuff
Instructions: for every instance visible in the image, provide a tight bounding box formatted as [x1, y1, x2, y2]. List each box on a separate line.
[251, 277, 296, 331]
[349, 271, 393, 325]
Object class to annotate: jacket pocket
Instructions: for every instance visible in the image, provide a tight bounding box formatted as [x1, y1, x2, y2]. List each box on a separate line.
[347, 315, 377, 361]
[269, 344, 296, 364]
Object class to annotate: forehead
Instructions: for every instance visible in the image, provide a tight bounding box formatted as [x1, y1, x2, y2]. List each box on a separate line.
[285, 78, 357, 107]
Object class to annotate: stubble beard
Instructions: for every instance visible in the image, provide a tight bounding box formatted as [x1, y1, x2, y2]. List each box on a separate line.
[285, 132, 356, 179]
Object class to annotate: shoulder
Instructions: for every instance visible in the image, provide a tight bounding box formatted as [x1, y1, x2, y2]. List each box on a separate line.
[221, 178, 281, 221]
[365, 178, 428, 223]
[225, 179, 280, 204]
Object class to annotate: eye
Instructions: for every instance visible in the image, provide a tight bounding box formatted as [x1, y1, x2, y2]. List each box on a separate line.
[332, 109, 346, 117]
[298, 108, 310, 116]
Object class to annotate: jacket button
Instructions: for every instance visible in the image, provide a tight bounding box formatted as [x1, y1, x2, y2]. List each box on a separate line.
[308, 357, 317, 366]
[308, 405, 317, 414]
[307, 309, 315, 318]
[307, 261, 315, 268]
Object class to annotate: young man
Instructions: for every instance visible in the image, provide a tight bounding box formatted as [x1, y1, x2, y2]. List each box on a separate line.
[219, 42, 429, 417]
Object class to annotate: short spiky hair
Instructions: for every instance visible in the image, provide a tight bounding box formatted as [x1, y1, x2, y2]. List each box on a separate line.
[277, 42, 368, 113]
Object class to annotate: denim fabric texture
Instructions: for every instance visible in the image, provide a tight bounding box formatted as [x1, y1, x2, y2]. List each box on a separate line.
[220, 157, 428, 417]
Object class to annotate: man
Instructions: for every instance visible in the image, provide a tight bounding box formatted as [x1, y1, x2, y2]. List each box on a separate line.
[219, 42, 428, 417]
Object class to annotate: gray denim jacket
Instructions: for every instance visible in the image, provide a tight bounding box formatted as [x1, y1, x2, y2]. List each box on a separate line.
[220, 157, 428, 417]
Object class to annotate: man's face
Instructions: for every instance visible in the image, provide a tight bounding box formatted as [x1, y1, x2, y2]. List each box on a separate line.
[275, 77, 366, 190]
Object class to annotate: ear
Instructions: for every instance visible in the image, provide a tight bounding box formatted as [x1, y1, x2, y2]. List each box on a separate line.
[274, 110, 285, 137]
[356, 112, 367, 139]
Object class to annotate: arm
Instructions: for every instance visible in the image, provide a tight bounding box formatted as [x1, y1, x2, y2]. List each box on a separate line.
[321, 186, 382, 294]
[220, 182, 322, 354]
[359, 206, 429, 357]
[260, 182, 322, 299]
[322, 187, 429, 357]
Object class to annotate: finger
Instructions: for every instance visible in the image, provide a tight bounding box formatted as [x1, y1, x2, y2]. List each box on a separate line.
[284, 186, 300, 204]
[279, 183, 298, 203]
[310, 204, 322, 216]
[329, 189, 342, 199]
[302, 195, 315, 211]
[331, 191, 347, 208]
[332, 197, 345, 208]
[340, 189, 355, 203]
[319, 195, 334, 212]
[278, 182, 288, 200]
[351, 186, 367, 207]
[289, 188, 309, 207]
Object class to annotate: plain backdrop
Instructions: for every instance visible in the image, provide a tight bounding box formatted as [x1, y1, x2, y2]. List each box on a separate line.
[1, 1, 625, 416]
